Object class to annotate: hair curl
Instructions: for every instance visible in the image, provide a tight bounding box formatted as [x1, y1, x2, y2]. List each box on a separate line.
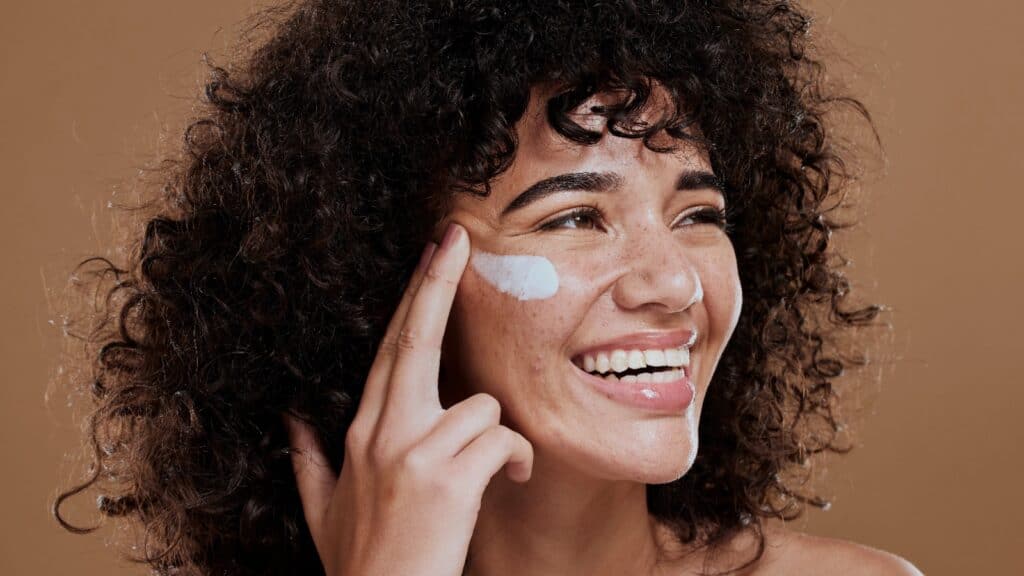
[53, 1, 886, 575]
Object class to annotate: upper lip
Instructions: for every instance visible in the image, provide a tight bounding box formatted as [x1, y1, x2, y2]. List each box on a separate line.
[570, 329, 697, 361]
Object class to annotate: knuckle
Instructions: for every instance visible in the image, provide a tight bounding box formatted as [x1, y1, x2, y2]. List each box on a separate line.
[366, 433, 395, 468]
[471, 393, 502, 422]
[395, 327, 421, 353]
[343, 423, 368, 454]
[495, 426, 517, 451]
[495, 425, 512, 445]
[399, 447, 431, 477]
[424, 266, 458, 287]
[377, 338, 398, 359]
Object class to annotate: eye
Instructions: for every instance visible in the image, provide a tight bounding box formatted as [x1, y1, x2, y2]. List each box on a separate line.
[675, 206, 733, 234]
[538, 205, 733, 233]
[538, 207, 604, 232]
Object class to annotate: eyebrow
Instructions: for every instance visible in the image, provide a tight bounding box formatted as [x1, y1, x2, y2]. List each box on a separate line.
[500, 169, 725, 218]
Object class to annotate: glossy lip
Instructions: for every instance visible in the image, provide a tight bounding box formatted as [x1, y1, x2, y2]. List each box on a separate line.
[570, 328, 697, 365]
[569, 358, 696, 414]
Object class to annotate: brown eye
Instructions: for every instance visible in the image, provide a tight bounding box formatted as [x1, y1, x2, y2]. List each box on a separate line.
[539, 207, 604, 231]
[676, 207, 732, 233]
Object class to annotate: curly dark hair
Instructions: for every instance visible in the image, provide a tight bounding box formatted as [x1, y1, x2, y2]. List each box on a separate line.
[53, 1, 886, 575]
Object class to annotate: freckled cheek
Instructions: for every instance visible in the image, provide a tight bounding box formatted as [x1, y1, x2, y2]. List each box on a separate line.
[447, 274, 531, 372]
[451, 263, 591, 369]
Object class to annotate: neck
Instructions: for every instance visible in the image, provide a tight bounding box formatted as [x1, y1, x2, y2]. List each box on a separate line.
[464, 449, 676, 576]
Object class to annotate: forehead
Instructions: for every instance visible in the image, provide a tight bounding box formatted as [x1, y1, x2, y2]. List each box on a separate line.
[493, 83, 713, 195]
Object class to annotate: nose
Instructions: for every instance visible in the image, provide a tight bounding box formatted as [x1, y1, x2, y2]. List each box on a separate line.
[611, 227, 703, 314]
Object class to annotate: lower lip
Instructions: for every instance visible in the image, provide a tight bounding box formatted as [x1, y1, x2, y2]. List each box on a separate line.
[571, 362, 695, 413]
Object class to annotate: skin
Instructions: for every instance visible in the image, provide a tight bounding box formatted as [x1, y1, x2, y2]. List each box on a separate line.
[436, 84, 741, 576]
[283, 82, 924, 576]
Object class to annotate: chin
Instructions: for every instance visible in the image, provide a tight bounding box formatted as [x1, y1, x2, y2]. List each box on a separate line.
[595, 452, 696, 485]
[561, 424, 700, 485]
[617, 411, 701, 484]
[630, 443, 698, 484]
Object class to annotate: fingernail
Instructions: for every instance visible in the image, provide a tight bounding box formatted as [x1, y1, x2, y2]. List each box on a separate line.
[441, 222, 462, 250]
[417, 242, 438, 272]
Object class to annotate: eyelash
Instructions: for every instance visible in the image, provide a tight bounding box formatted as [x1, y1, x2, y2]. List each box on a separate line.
[538, 206, 733, 234]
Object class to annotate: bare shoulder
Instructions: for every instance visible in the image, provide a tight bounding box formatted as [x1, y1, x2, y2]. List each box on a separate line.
[758, 521, 925, 576]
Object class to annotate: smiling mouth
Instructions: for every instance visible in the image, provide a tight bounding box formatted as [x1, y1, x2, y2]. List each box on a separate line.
[567, 347, 696, 412]
[570, 346, 691, 380]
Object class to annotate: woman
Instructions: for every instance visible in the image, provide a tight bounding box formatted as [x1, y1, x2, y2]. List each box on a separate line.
[54, 1, 922, 575]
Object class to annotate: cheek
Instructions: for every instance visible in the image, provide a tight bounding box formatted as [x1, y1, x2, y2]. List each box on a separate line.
[698, 246, 743, 347]
[461, 251, 590, 341]
[448, 266, 557, 385]
[446, 254, 592, 388]
[470, 251, 558, 300]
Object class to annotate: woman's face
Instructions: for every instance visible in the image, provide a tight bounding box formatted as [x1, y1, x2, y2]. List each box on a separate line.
[439, 86, 742, 484]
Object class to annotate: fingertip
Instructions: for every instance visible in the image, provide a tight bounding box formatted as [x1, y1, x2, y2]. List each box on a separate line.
[281, 415, 334, 484]
[281, 411, 296, 438]
[281, 411, 305, 441]
[440, 221, 462, 251]
[439, 222, 471, 263]
[507, 462, 532, 484]
[281, 412, 321, 460]
[415, 241, 438, 275]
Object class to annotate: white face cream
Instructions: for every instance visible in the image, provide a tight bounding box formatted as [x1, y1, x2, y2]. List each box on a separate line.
[470, 250, 559, 301]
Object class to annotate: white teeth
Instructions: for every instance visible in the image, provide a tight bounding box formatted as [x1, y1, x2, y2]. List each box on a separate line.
[644, 349, 666, 367]
[578, 346, 691, 374]
[588, 369, 686, 385]
[665, 348, 686, 366]
[610, 350, 629, 373]
[583, 354, 596, 372]
[651, 369, 685, 383]
[664, 348, 679, 366]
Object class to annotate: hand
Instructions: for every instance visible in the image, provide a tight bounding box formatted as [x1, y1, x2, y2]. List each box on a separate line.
[283, 222, 534, 576]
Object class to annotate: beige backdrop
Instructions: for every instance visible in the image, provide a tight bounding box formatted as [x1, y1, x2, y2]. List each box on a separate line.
[4, 1, 1021, 574]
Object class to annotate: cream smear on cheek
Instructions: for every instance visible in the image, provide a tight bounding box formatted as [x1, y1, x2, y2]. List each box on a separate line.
[470, 249, 559, 300]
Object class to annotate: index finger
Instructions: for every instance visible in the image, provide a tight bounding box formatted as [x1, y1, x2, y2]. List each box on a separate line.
[356, 241, 438, 424]
[380, 222, 470, 425]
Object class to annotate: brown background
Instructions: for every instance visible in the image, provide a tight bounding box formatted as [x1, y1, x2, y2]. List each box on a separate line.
[3, 1, 1021, 574]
